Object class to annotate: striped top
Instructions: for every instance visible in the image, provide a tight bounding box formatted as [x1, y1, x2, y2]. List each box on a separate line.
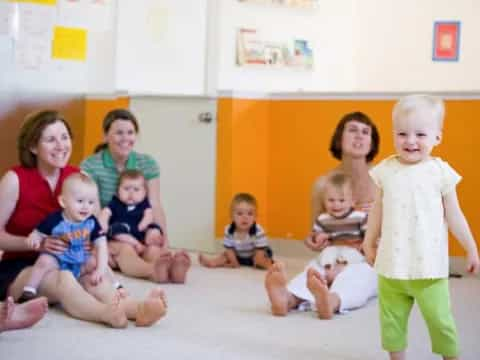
[313, 209, 367, 246]
[81, 149, 160, 207]
[223, 223, 269, 259]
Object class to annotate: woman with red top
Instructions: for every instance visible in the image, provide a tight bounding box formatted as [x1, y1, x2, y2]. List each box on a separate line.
[0, 110, 166, 328]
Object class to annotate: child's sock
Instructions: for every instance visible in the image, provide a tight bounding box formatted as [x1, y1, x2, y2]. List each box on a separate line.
[18, 287, 37, 303]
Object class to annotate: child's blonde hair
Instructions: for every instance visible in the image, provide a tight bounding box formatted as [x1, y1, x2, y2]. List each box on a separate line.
[230, 193, 257, 215]
[62, 172, 98, 195]
[392, 94, 445, 130]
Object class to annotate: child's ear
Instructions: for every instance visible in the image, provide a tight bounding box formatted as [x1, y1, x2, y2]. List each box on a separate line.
[58, 195, 65, 209]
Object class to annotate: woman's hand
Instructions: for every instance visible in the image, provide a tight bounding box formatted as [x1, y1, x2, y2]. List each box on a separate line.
[41, 237, 67, 255]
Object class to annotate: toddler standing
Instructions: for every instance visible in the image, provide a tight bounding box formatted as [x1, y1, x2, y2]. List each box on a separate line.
[199, 193, 273, 269]
[363, 94, 480, 360]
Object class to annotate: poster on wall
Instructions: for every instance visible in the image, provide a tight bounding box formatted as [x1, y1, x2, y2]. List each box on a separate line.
[238, 0, 317, 8]
[236, 28, 313, 69]
[432, 21, 460, 62]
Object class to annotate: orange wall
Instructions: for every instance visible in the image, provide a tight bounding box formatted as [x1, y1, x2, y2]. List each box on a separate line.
[215, 98, 270, 235]
[216, 97, 480, 256]
[83, 97, 130, 159]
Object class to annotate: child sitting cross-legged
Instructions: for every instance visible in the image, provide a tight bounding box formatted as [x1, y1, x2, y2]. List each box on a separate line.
[198, 193, 274, 270]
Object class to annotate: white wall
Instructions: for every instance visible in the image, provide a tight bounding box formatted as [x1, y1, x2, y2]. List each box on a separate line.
[215, 0, 357, 93]
[354, 0, 480, 92]
[213, 0, 480, 93]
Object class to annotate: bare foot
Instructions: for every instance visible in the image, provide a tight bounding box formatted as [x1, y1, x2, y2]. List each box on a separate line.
[306, 268, 334, 319]
[264, 262, 292, 316]
[135, 289, 167, 327]
[169, 251, 191, 284]
[198, 253, 214, 268]
[150, 251, 173, 283]
[0, 296, 48, 332]
[102, 298, 128, 328]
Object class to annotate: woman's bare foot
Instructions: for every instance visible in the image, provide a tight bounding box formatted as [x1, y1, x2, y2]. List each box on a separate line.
[169, 251, 191, 283]
[135, 289, 167, 327]
[306, 268, 334, 319]
[0, 296, 48, 332]
[150, 251, 173, 283]
[101, 298, 128, 328]
[264, 262, 294, 316]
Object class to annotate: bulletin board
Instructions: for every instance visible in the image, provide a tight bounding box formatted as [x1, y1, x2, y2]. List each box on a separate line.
[115, 0, 208, 96]
[0, 0, 116, 94]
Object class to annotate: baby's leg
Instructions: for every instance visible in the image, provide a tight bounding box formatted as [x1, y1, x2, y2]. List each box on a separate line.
[81, 256, 97, 276]
[198, 251, 229, 268]
[19, 254, 59, 303]
[265, 262, 302, 316]
[144, 227, 163, 247]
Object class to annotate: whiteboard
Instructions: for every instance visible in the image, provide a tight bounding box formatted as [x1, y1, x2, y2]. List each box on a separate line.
[0, 0, 116, 94]
[115, 0, 208, 95]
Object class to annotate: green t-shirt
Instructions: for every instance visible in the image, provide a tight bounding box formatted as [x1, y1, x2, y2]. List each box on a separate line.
[81, 149, 160, 207]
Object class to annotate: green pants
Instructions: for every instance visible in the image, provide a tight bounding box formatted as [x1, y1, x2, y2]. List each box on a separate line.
[378, 275, 459, 357]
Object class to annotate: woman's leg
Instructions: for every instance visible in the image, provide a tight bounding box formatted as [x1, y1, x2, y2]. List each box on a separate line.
[142, 246, 191, 284]
[169, 250, 191, 283]
[81, 277, 166, 327]
[306, 268, 340, 319]
[265, 262, 302, 316]
[111, 242, 169, 283]
[9, 267, 128, 328]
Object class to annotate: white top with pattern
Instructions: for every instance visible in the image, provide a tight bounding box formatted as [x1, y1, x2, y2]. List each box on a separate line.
[369, 155, 461, 279]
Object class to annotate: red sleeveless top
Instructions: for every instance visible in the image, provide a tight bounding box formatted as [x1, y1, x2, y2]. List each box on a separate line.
[3, 165, 79, 260]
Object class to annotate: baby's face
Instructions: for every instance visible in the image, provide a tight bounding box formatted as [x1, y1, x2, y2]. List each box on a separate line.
[118, 177, 147, 205]
[232, 201, 256, 233]
[393, 110, 441, 164]
[62, 184, 97, 222]
[323, 184, 353, 218]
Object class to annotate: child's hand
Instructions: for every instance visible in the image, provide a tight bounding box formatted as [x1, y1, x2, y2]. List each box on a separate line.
[363, 242, 377, 267]
[89, 270, 103, 286]
[134, 241, 146, 254]
[26, 236, 41, 250]
[117, 286, 129, 299]
[313, 233, 329, 247]
[466, 250, 480, 274]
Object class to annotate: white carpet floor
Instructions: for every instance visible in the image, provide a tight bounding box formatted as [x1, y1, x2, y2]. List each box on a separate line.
[1, 244, 479, 360]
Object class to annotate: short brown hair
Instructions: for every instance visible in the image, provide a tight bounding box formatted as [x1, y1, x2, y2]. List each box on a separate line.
[230, 193, 257, 215]
[329, 112, 379, 163]
[325, 172, 352, 191]
[118, 169, 146, 190]
[17, 110, 73, 168]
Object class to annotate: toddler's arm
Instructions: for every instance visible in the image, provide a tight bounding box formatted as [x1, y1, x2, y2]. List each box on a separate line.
[363, 186, 382, 266]
[97, 207, 112, 233]
[138, 208, 154, 232]
[224, 248, 240, 268]
[90, 238, 108, 285]
[443, 190, 480, 274]
[25, 231, 44, 250]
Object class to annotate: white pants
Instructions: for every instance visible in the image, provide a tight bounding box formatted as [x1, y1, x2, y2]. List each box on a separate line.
[316, 246, 365, 267]
[287, 260, 377, 313]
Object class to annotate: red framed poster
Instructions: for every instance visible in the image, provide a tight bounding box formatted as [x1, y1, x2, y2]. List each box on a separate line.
[432, 21, 460, 61]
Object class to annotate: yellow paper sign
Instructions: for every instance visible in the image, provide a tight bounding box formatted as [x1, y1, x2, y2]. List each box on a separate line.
[52, 26, 87, 61]
[9, 0, 57, 5]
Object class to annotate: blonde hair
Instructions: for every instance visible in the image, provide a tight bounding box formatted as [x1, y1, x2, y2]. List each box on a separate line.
[62, 172, 98, 195]
[230, 193, 257, 215]
[324, 172, 352, 194]
[392, 94, 445, 130]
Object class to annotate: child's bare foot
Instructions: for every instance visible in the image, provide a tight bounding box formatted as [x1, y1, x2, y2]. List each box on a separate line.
[135, 289, 167, 327]
[306, 268, 334, 319]
[169, 251, 191, 283]
[102, 298, 128, 328]
[265, 262, 292, 316]
[198, 253, 214, 268]
[150, 251, 173, 283]
[0, 296, 48, 332]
